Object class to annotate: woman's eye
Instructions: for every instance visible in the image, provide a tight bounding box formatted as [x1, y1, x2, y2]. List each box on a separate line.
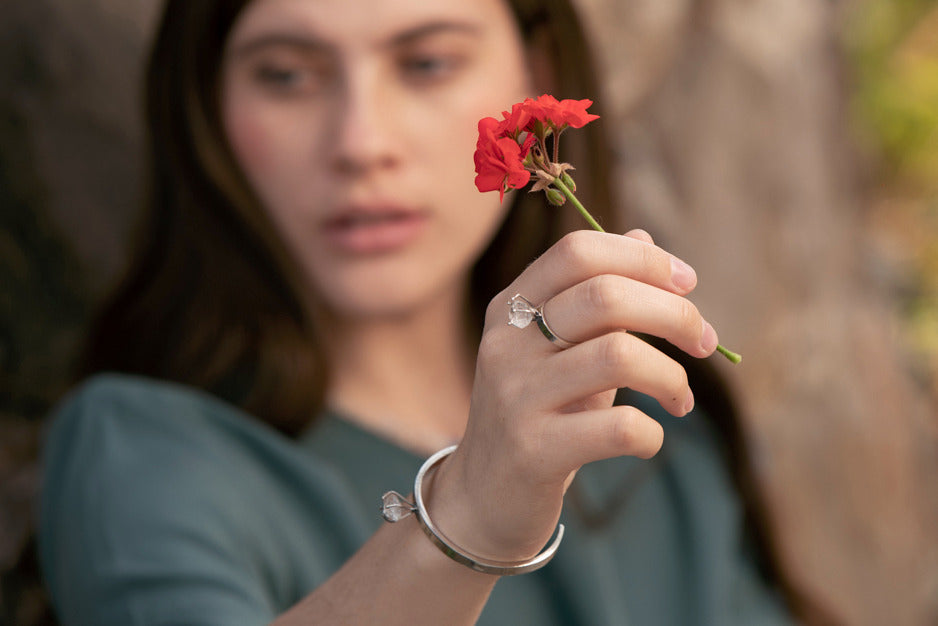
[255, 65, 300, 85]
[251, 62, 329, 95]
[400, 54, 463, 83]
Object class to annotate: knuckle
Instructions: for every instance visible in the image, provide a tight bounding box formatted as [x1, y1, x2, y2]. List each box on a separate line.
[480, 351, 525, 397]
[496, 376, 526, 406]
[610, 407, 641, 451]
[555, 230, 594, 266]
[598, 332, 635, 370]
[612, 407, 663, 459]
[585, 274, 619, 316]
[484, 293, 507, 323]
[676, 298, 701, 335]
[514, 428, 543, 462]
[478, 370, 525, 422]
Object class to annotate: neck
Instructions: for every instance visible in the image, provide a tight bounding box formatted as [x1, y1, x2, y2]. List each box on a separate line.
[323, 286, 475, 455]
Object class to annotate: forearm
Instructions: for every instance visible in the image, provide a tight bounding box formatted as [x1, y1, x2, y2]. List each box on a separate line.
[271, 515, 497, 626]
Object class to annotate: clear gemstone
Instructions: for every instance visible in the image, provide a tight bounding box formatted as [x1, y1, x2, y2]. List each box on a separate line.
[381, 491, 414, 522]
[508, 295, 536, 329]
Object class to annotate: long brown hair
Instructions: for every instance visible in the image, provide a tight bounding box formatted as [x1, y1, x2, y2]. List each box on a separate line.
[79, 0, 618, 434]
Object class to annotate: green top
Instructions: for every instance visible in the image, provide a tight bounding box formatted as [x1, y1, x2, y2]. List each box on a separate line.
[39, 374, 791, 625]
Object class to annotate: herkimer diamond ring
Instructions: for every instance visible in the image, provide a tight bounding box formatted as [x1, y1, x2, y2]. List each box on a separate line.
[507, 294, 576, 349]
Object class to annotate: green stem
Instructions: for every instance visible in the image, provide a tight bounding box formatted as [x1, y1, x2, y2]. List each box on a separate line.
[549, 177, 742, 365]
[551, 178, 606, 233]
[716, 344, 742, 364]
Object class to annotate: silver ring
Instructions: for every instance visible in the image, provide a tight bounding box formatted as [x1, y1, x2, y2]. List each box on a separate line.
[507, 294, 577, 349]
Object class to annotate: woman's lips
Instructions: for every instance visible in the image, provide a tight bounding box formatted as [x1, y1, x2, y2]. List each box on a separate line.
[322, 207, 430, 255]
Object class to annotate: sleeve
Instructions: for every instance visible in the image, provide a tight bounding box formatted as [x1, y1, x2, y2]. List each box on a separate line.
[38, 377, 279, 626]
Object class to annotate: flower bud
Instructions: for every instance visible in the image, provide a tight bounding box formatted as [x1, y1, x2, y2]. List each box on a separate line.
[545, 188, 566, 206]
[560, 171, 576, 193]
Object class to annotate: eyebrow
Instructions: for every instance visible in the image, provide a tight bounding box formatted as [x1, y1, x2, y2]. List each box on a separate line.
[228, 34, 332, 60]
[390, 20, 482, 46]
[228, 20, 483, 59]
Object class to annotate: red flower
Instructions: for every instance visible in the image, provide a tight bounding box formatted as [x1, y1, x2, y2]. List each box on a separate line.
[525, 95, 599, 130]
[472, 95, 597, 197]
[473, 118, 532, 201]
[498, 101, 536, 136]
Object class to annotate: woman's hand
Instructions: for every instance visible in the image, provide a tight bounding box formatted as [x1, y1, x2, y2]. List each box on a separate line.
[428, 229, 719, 563]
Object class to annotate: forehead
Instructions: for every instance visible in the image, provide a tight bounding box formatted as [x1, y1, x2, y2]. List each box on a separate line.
[229, 0, 516, 48]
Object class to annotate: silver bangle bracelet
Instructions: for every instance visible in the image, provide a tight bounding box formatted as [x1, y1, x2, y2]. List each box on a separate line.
[381, 444, 565, 576]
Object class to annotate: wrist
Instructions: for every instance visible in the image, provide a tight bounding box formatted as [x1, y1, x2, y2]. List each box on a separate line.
[420, 446, 565, 565]
[382, 445, 564, 575]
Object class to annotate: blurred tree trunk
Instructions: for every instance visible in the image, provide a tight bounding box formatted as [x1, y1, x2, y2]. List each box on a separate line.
[584, 0, 938, 624]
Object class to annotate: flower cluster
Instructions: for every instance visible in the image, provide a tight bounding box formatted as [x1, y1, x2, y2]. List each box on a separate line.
[473, 95, 599, 203]
[473, 94, 742, 364]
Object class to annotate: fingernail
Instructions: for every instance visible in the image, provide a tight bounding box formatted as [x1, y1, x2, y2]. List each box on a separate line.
[683, 390, 695, 415]
[700, 320, 718, 354]
[670, 257, 697, 291]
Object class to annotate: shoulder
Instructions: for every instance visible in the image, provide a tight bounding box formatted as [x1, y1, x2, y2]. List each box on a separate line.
[37, 374, 330, 623]
[39, 373, 269, 554]
[43, 373, 284, 472]
[49, 372, 243, 434]
[39, 373, 312, 522]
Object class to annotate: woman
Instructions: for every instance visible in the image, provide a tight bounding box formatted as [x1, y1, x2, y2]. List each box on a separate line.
[39, 0, 800, 623]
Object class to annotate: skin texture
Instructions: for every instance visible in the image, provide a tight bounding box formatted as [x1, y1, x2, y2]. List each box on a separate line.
[220, 0, 719, 622]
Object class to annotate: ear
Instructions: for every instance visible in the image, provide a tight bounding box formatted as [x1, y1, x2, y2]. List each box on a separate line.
[523, 24, 557, 96]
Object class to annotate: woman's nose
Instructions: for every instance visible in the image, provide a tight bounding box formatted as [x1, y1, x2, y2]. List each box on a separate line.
[329, 76, 400, 176]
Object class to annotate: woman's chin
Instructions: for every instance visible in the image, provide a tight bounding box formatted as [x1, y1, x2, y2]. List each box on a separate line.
[315, 286, 447, 323]
[305, 257, 467, 325]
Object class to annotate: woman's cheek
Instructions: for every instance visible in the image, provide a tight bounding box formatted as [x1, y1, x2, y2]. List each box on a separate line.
[224, 101, 287, 186]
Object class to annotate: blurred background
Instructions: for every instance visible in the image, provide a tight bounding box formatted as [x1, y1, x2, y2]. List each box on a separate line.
[1, 0, 936, 624]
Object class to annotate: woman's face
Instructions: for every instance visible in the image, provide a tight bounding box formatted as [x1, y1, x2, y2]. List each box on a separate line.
[222, 0, 533, 319]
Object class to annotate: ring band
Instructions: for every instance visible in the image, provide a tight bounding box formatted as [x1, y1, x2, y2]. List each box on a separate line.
[534, 309, 576, 349]
[507, 294, 577, 349]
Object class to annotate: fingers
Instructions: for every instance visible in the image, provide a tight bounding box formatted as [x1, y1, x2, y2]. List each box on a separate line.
[544, 405, 665, 472]
[542, 274, 718, 359]
[502, 230, 697, 311]
[624, 228, 655, 245]
[479, 229, 713, 421]
[540, 331, 695, 417]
